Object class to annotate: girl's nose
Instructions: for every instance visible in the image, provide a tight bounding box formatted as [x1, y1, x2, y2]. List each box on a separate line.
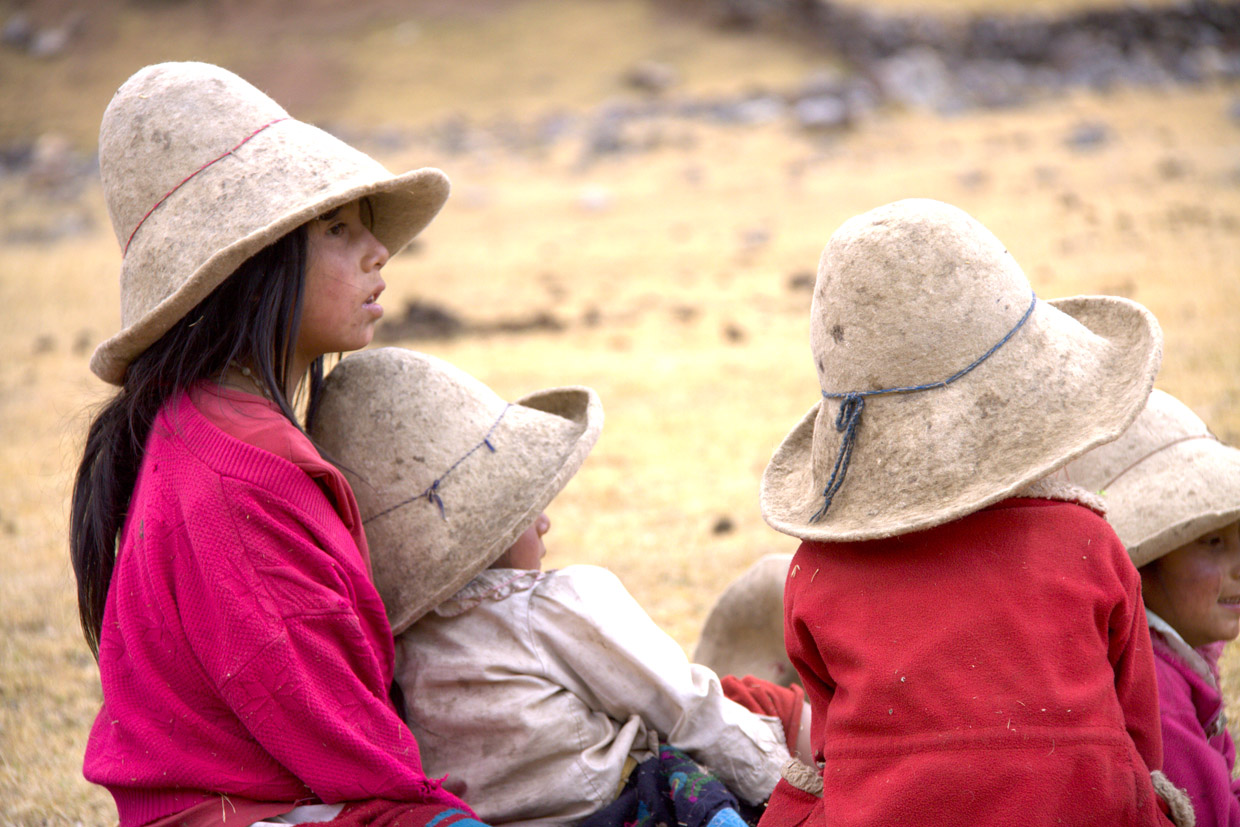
[366, 229, 390, 271]
[535, 512, 551, 537]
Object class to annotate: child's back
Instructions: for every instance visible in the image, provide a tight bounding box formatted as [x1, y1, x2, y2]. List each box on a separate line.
[785, 496, 1160, 824]
[757, 199, 1173, 826]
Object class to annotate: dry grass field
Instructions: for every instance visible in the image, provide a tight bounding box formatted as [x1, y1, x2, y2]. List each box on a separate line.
[1, 0, 1238, 823]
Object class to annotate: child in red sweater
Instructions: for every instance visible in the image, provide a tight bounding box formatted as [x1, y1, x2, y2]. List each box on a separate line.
[71, 62, 481, 827]
[756, 199, 1181, 826]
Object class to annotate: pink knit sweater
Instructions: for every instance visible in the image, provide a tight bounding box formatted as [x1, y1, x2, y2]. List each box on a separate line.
[83, 390, 470, 826]
[1149, 626, 1240, 825]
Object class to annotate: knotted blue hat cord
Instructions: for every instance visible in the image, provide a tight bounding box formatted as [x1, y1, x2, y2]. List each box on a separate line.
[810, 289, 1037, 523]
[365, 403, 513, 524]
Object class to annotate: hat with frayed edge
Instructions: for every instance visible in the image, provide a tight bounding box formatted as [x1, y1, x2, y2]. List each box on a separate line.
[1062, 389, 1240, 568]
[693, 554, 797, 687]
[309, 347, 603, 634]
[92, 62, 451, 384]
[761, 198, 1162, 542]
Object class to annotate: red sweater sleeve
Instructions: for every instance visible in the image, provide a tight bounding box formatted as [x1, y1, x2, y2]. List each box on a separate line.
[176, 477, 467, 809]
[1105, 531, 1164, 773]
[86, 399, 474, 827]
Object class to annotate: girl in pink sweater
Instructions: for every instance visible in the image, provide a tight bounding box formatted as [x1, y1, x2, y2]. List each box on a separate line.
[70, 62, 480, 827]
[1066, 389, 1240, 826]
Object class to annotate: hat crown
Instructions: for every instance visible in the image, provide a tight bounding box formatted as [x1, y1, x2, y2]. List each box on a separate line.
[89, 61, 450, 385]
[310, 348, 602, 633]
[811, 199, 1031, 394]
[1063, 389, 1240, 567]
[1066, 390, 1212, 492]
[321, 351, 516, 505]
[760, 198, 1162, 542]
[99, 62, 288, 255]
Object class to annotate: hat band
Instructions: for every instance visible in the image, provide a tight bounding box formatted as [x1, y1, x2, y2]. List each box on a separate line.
[811, 289, 1038, 522]
[1098, 433, 1219, 491]
[123, 117, 290, 255]
[365, 403, 513, 523]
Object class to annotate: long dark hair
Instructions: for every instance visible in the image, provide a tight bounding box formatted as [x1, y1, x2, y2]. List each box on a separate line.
[70, 226, 321, 657]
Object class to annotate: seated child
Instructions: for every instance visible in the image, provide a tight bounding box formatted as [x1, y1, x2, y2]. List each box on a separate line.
[309, 347, 797, 827]
[1065, 388, 1240, 826]
[756, 199, 1181, 826]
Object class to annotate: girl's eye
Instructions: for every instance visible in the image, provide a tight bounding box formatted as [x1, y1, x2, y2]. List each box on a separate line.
[1201, 534, 1225, 548]
[328, 222, 348, 236]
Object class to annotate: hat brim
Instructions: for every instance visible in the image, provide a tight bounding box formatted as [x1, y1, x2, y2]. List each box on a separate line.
[91, 118, 450, 384]
[1108, 436, 1240, 568]
[761, 294, 1162, 542]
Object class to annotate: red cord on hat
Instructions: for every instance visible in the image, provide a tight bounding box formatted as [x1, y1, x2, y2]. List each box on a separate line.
[123, 117, 290, 255]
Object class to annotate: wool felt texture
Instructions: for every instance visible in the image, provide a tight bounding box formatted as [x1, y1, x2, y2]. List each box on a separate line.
[577, 745, 748, 827]
[761, 497, 1173, 827]
[309, 347, 602, 634]
[93, 62, 450, 383]
[1149, 620, 1240, 825]
[1063, 388, 1240, 568]
[83, 391, 470, 827]
[695, 554, 797, 688]
[761, 198, 1162, 542]
[396, 565, 789, 826]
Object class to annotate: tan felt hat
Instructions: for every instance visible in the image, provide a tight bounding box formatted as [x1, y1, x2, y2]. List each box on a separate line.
[1063, 389, 1240, 568]
[693, 554, 797, 687]
[92, 62, 451, 384]
[309, 347, 603, 634]
[761, 198, 1162, 542]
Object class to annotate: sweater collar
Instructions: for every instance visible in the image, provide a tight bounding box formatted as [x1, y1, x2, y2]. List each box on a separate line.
[1146, 608, 1217, 688]
[433, 569, 546, 617]
[178, 385, 370, 572]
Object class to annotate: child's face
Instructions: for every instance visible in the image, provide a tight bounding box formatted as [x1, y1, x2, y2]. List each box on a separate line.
[294, 199, 389, 377]
[490, 512, 551, 571]
[1140, 521, 1240, 648]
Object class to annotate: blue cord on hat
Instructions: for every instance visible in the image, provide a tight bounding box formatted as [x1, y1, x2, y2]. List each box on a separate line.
[365, 403, 513, 523]
[810, 289, 1038, 523]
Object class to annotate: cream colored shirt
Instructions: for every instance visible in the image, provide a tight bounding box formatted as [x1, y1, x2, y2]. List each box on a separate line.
[395, 565, 788, 827]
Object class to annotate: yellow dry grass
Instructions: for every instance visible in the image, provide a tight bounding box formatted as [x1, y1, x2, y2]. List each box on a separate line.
[1, 0, 1238, 822]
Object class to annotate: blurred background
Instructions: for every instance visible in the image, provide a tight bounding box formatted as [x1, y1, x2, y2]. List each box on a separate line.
[1, 0, 1238, 821]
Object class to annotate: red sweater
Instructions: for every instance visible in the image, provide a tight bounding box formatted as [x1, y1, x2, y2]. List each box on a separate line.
[83, 389, 471, 826]
[760, 498, 1172, 827]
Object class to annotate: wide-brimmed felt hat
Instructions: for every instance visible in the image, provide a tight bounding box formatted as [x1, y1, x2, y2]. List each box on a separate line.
[693, 554, 797, 687]
[761, 198, 1162, 542]
[92, 61, 451, 384]
[309, 347, 603, 634]
[1063, 389, 1240, 568]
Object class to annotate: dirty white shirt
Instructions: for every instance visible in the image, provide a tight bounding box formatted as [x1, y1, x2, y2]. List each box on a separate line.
[394, 565, 788, 827]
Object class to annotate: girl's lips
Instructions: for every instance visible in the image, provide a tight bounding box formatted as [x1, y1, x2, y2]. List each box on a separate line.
[1218, 595, 1240, 612]
[363, 285, 385, 316]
